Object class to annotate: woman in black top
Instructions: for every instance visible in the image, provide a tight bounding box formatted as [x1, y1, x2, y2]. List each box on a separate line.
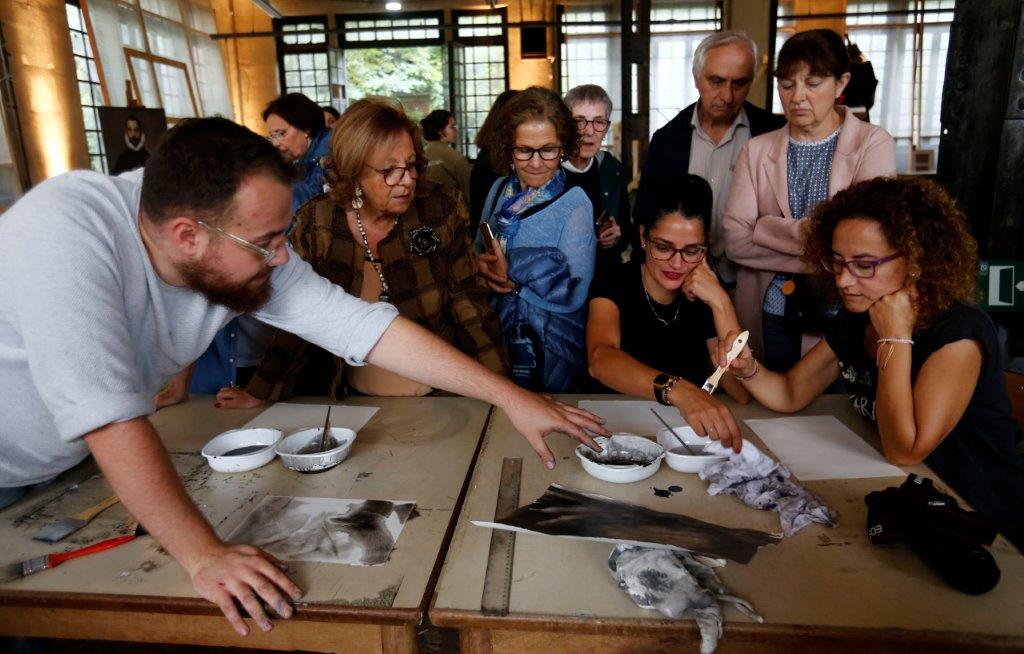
[716, 177, 1024, 550]
[587, 174, 748, 446]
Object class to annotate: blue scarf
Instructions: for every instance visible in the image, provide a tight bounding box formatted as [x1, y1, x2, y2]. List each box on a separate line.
[495, 169, 566, 242]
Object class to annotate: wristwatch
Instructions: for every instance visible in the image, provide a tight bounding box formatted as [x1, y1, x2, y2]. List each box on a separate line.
[653, 373, 680, 406]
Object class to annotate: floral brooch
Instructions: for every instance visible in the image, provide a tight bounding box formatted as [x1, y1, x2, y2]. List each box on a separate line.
[408, 225, 440, 257]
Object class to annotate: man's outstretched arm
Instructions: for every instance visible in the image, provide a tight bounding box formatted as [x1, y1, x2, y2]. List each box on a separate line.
[365, 316, 609, 468]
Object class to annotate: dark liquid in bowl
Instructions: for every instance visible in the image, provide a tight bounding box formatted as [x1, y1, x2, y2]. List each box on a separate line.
[223, 445, 269, 456]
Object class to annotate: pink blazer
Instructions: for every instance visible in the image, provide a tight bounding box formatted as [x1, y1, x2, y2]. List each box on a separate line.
[723, 108, 896, 358]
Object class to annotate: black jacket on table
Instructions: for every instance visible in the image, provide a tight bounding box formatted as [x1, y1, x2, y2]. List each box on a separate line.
[631, 101, 786, 259]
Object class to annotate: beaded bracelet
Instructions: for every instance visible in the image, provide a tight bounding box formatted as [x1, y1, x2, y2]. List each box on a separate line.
[731, 358, 760, 381]
[877, 337, 914, 345]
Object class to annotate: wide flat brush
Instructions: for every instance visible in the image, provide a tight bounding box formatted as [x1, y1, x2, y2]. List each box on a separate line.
[33, 494, 120, 543]
[5, 534, 135, 581]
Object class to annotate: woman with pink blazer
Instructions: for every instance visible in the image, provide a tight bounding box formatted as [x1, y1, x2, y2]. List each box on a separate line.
[723, 29, 895, 370]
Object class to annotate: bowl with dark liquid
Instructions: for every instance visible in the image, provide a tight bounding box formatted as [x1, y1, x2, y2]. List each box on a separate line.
[575, 433, 665, 483]
[202, 428, 283, 472]
[275, 427, 356, 473]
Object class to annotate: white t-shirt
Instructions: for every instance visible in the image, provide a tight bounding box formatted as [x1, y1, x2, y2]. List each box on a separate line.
[0, 170, 397, 486]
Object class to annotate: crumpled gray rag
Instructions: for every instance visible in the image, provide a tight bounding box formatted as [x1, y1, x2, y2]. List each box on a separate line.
[699, 441, 837, 536]
[609, 544, 763, 654]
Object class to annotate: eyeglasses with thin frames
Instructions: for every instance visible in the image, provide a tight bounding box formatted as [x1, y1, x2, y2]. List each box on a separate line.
[820, 253, 901, 278]
[574, 117, 610, 133]
[645, 240, 707, 263]
[196, 220, 280, 264]
[365, 160, 428, 186]
[509, 145, 563, 162]
[266, 128, 288, 143]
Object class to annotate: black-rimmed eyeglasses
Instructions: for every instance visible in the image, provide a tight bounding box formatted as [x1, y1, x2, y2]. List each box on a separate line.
[509, 145, 563, 161]
[646, 241, 707, 263]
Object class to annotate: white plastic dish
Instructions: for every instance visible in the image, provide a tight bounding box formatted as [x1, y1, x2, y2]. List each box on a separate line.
[276, 427, 356, 473]
[201, 428, 283, 472]
[656, 426, 729, 473]
[575, 433, 665, 483]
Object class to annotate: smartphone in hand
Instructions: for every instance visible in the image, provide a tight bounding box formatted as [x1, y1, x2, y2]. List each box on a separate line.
[479, 223, 499, 253]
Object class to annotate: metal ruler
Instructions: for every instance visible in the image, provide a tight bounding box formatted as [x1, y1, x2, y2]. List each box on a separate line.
[480, 457, 522, 616]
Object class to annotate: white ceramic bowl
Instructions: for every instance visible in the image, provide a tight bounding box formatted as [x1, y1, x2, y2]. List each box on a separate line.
[575, 433, 665, 483]
[656, 427, 729, 473]
[276, 427, 356, 473]
[201, 428, 283, 473]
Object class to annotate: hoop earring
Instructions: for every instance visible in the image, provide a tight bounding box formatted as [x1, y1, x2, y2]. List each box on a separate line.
[352, 185, 364, 210]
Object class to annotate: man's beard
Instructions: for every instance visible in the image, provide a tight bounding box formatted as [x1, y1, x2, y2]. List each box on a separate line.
[179, 253, 273, 314]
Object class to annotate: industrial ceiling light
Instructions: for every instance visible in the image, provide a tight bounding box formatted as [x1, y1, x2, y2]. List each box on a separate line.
[385, 1, 402, 10]
[251, 0, 282, 19]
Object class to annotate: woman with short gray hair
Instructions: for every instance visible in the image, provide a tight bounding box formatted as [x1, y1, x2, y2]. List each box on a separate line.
[563, 84, 631, 276]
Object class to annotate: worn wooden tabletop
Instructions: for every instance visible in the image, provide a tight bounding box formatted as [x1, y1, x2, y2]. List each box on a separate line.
[430, 394, 1024, 654]
[0, 395, 492, 653]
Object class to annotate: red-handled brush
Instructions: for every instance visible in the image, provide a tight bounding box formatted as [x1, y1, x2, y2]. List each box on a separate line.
[6, 534, 136, 580]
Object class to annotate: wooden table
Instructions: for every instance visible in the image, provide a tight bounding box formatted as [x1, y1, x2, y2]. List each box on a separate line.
[430, 394, 1024, 654]
[0, 396, 492, 654]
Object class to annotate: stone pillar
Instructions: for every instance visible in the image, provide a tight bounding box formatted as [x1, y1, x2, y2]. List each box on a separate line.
[0, 0, 90, 184]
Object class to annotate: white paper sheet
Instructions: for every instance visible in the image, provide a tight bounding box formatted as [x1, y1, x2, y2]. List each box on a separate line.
[243, 403, 379, 435]
[743, 415, 905, 481]
[577, 399, 680, 437]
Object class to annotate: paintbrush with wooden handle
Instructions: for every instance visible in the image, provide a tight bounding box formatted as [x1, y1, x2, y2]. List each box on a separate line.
[33, 495, 120, 543]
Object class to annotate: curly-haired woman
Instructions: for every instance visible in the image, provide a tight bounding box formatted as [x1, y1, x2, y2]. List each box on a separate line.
[714, 177, 1024, 550]
[475, 86, 597, 392]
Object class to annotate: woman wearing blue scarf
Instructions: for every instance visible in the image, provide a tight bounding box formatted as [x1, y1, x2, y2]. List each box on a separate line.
[263, 93, 333, 215]
[476, 87, 597, 392]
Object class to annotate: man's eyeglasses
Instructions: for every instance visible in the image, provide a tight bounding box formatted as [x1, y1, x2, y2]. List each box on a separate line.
[820, 253, 901, 278]
[574, 117, 610, 133]
[510, 145, 563, 162]
[646, 240, 707, 263]
[366, 159, 428, 186]
[266, 128, 288, 143]
[197, 220, 280, 264]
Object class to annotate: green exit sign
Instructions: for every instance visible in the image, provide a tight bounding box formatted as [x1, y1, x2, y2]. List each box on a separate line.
[978, 261, 1024, 311]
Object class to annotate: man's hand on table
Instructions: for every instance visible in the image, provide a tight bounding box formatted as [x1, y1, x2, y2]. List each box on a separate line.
[501, 390, 610, 469]
[188, 542, 303, 636]
[84, 417, 302, 637]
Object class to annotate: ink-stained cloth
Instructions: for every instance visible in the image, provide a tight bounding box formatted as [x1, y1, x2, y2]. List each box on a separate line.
[700, 440, 838, 537]
[609, 545, 763, 654]
[246, 179, 508, 402]
[0, 169, 397, 487]
[476, 173, 596, 392]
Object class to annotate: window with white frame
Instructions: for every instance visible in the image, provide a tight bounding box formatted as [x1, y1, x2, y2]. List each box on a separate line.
[774, 0, 953, 172]
[649, 0, 721, 136]
[560, 3, 622, 131]
[337, 12, 449, 121]
[559, 0, 720, 142]
[66, 1, 108, 172]
[82, 0, 232, 120]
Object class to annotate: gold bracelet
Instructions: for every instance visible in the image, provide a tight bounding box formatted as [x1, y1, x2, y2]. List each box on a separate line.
[731, 358, 760, 381]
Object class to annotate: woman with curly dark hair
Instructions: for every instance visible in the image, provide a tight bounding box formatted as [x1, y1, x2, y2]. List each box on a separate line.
[474, 86, 596, 391]
[714, 177, 1024, 550]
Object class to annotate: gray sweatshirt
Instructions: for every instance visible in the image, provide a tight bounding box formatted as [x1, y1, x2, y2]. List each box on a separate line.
[0, 170, 397, 486]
